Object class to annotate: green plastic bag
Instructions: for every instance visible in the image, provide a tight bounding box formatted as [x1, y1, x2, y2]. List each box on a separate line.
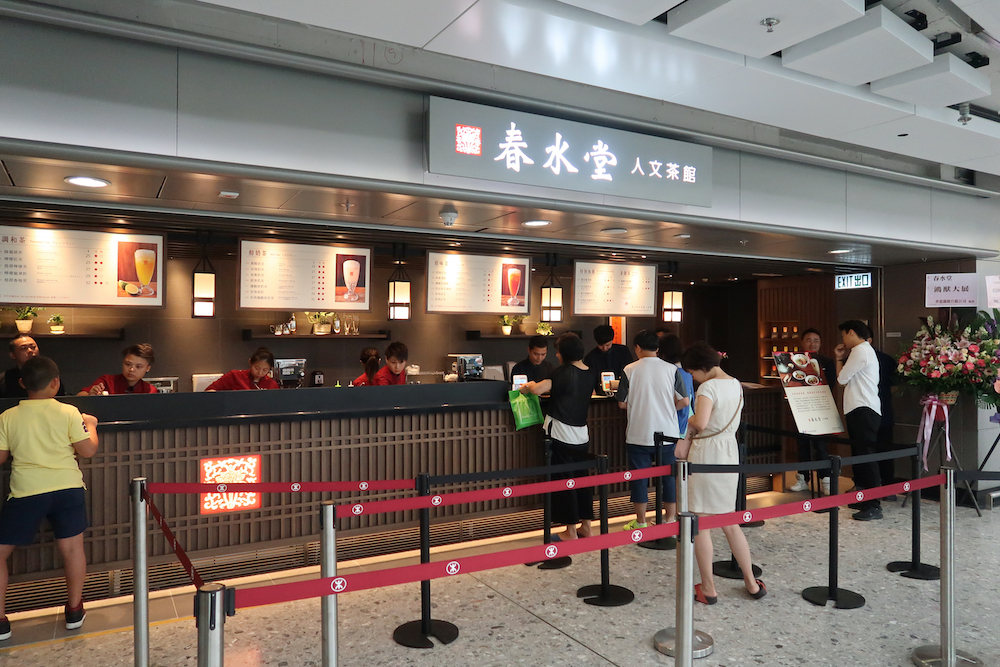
[509, 389, 544, 430]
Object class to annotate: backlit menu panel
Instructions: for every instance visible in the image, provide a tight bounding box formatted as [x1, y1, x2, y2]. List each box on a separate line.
[426, 251, 531, 314]
[573, 261, 656, 316]
[239, 240, 371, 311]
[0, 225, 164, 307]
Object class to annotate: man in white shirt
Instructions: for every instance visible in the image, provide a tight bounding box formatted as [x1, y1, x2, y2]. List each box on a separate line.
[835, 320, 883, 521]
[616, 330, 689, 530]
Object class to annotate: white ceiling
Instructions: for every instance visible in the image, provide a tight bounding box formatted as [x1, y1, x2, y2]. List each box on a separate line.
[188, 0, 1000, 179]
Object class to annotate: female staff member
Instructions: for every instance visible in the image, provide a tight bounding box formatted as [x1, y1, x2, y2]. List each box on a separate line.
[79, 344, 158, 395]
[520, 333, 597, 541]
[206, 348, 279, 391]
[372, 342, 407, 386]
[676, 342, 765, 604]
[352, 347, 380, 387]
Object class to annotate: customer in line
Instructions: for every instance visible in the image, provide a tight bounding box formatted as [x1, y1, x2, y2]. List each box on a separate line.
[835, 320, 883, 521]
[617, 330, 689, 530]
[790, 328, 834, 494]
[352, 347, 381, 387]
[869, 335, 898, 496]
[0, 335, 64, 398]
[677, 342, 765, 604]
[78, 344, 158, 395]
[657, 333, 694, 437]
[206, 348, 280, 391]
[510, 335, 554, 383]
[373, 342, 407, 385]
[520, 333, 596, 541]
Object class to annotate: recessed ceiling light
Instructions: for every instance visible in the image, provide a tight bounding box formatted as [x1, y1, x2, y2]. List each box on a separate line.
[503, 246, 511, 251]
[640, 255, 646, 259]
[689, 281, 695, 285]
[828, 249, 852, 254]
[522, 220, 551, 227]
[752, 272, 783, 277]
[806, 268, 824, 273]
[611, 252, 617, 256]
[602, 227, 628, 235]
[64, 176, 110, 188]
[218, 191, 240, 199]
[450, 242, 461, 247]
[674, 233, 691, 239]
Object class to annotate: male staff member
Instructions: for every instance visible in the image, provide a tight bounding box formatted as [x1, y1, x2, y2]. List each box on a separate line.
[0, 335, 65, 398]
[510, 336, 554, 383]
[584, 324, 634, 387]
[835, 320, 883, 521]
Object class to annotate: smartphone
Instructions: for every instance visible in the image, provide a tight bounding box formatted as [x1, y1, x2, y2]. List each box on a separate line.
[512, 374, 528, 391]
[601, 371, 615, 394]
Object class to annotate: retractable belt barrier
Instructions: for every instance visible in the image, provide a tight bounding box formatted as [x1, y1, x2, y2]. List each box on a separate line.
[145, 479, 416, 494]
[142, 489, 205, 589]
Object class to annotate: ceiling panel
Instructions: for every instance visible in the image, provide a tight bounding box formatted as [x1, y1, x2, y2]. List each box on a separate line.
[666, 0, 865, 59]
[1, 156, 166, 198]
[781, 6, 932, 86]
[381, 198, 516, 226]
[279, 188, 415, 220]
[871, 54, 992, 108]
[425, 0, 745, 102]
[553, 0, 685, 26]
[192, 0, 477, 48]
[0, 162, 12, 188]
[953, 0, 1000, 41]
[669, 55, 914, 140]
[159, 173, 301, 208]
[473, 208, 607, 234]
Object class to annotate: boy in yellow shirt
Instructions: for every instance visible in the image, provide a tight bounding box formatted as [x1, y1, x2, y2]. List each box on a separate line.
[0, 356, 98, 641]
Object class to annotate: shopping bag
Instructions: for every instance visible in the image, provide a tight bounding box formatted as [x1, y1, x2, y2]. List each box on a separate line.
[509, 389, 544, 430]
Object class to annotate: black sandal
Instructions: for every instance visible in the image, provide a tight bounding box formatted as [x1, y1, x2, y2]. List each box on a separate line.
[748, 579, 767, 599]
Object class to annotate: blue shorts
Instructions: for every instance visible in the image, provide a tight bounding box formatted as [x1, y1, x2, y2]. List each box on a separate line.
[627, 443, 677, 504]
[0, 488, 88, 545]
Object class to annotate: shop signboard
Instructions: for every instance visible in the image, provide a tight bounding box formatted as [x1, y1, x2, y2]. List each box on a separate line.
[426, 251, 531, 314]
[199, 454, 262, 515]
[924, 273, 978, 307]
[773, 351, 844, 436]
[428, 97, 713, 207]
[573, 261, 656, 316]
[239, 239, 372, 311]
[834, 272, 871, 290]
[0, 224, 164, 307]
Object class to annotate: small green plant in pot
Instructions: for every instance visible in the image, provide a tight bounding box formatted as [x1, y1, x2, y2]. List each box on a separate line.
[499, 314, 523, 335]
[12, 306, 42, 334]
[306, 311, 335, 335]
[536, 321, 553, 336]
[47, 313, 65, 335]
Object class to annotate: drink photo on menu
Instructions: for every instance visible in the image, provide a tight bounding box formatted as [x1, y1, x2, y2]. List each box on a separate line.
[336, 254, 367, 305]
[501, 262, 526, 308]
[117, 241, 158, 298]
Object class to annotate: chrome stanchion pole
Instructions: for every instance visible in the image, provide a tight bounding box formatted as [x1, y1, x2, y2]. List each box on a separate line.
[195, 583, 226, 667]
[653, 460, 714, 662]
[321, 502, 338, 667]
[131, 478, 149, 667]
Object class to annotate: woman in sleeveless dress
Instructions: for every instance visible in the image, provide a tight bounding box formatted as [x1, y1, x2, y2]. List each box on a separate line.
[675, 342, 766, 604]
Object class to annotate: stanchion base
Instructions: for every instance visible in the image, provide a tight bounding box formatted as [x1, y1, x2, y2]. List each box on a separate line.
[652, 627, 715, 658]
[911, 645, 986, 666]
[637, 537, 677, 551]
[887, 561, 941, 581]
[538, 556, 572, 570]
[712, 559, 762, 579]
[392, 619, 459, 649]
[741, 520, 765, 528]
[577, 584, 635, 607]
[801, 586, 865, 609]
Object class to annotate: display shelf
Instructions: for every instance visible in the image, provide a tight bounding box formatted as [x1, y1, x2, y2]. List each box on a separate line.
[242, 328, 389, 341]
[1, 328, 125, 340]
[466, 330, 582, 341]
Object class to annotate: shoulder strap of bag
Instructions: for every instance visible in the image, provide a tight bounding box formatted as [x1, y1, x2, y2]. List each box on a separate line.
[692, 384, 744, 441]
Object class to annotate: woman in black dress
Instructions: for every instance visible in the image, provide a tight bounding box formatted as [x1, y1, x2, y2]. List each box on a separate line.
[520, 333, 598, 540]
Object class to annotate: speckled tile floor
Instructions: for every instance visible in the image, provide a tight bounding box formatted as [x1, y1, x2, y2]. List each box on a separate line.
[2, 494, 998, 667]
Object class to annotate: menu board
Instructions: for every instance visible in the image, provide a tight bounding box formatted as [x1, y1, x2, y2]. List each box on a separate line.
[426, 251, 531, 314]
[572, 261, 656, 316]
[239, 240, 371, 311]
[773, 352, 844, 436]
[0, 225, 164, 307]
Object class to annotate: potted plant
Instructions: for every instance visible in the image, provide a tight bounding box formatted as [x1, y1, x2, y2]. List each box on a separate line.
[306, 311, 334, 335]
[47, 313, 65, 335]
[12, 306, 42, 333]
[535, 321, 553, 336]
[499, 314, 523, 335]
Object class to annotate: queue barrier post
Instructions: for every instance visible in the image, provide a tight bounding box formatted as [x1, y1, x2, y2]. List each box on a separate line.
[195, 583, 228, 667]
[577, 455, 634, 606]
[320, 501, 338, 667]
[638, 432, 677, 551]
[911, 468, 985, 667]
[393, 473, 459, 648]
[802, 456, 865, 609]
[888, 453, 940, 581]
[653, 459, 714, 662]
[131, 478, 149, 667]
[713, 436, 762, 580]
[536, 434, 572, 570]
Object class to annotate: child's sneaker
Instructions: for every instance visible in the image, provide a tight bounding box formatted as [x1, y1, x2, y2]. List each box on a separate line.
[789, 474, 809, 492]
[65, 603, 86, 630]
[622, 519, 647, 531]
[0, 616, 11, 641]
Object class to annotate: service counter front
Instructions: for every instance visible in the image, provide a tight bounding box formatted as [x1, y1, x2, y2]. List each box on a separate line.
[0, 382, 783, 613]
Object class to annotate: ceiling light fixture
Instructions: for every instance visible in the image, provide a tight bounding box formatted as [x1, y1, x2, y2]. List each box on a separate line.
[828, 249, 852, 255]
[662, 291, 683, 323]
[760, 17, 779, 33]
[674, 233, 691, 239]
[440, 205, 458, 227]
[388, 242, 411, 321]
[540, 253, 563, 323]
[522, 220, 551, 227]
[192, 230, 216, 319]
[958, 102, 972, 126]
[602, 227, 628, 235]
[218, 191, 239, 199]
[64, 176, 110, 188]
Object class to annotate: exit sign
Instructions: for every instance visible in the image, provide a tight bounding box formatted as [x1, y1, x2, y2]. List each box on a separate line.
[835, 273, 871, 291]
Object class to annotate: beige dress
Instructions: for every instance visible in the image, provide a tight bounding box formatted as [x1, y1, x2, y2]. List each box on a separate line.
[688, 377, 744, 515]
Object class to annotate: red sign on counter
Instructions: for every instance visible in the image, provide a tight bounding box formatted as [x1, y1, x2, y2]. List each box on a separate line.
[199, 454, 262, 514]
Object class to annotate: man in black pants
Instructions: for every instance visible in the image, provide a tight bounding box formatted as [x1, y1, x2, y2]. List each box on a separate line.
[835, 320, 883, 521]
[870, 336, 898, 499]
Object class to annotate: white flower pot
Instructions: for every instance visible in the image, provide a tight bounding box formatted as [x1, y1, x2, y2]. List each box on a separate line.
[49, 325, 65, 334]
[15, 319, 32, 333]
[501, 325, 512, 335]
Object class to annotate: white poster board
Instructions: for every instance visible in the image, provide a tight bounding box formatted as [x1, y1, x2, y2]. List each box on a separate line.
[572, 261, 656, 316]
[239, 240, 372, 311]
[0, 225, 164, 307]
[925, 273, 978, 307]
[773, 352, 844, 436]
[985, 275, 1000, 309]
[426, 251, 531, 314]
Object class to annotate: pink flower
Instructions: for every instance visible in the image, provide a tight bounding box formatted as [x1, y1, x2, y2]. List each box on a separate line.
[920, 360, 928, 367]
[978, 359, 986, 367]
[969, 344, 980, 353]
[931, 370, 941, 378]
[965, 361, 976, 371]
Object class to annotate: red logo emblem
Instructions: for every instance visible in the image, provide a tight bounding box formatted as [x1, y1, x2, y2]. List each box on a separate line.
[566, 479, 576, 489]
[290, 483, 301, 492]
[803, 501, 812, 512]
[743, 511, 753, 523]
[455, 124, 483, 156]
[623, 471, 632, 481]
[431, 495, 443, 506]
[351, 504, 364, 515]
[216, 484, 227, 493]
[445, 561, 461, 575]
[331, 577, 347, 593]
[903, 482, 911, 492]
[856, 492, 864, 502]
[545, 545, 559, 558]
[631, 530, 643, 542]
[359, 482, 369, 491]
[502, 487, 513, 497]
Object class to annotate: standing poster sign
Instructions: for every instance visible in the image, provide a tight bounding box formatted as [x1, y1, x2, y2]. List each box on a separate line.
[985, 275, 1000, 309]
[924, 273, 978, 307]
[773, 352, 844, 436]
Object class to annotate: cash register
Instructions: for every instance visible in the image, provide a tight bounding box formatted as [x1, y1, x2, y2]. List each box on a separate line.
[274, 358, 307, 388]
[448, 353, 484, 381]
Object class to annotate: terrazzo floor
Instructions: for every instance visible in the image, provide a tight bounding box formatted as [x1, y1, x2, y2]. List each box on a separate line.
[1, 493, 998, 667]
